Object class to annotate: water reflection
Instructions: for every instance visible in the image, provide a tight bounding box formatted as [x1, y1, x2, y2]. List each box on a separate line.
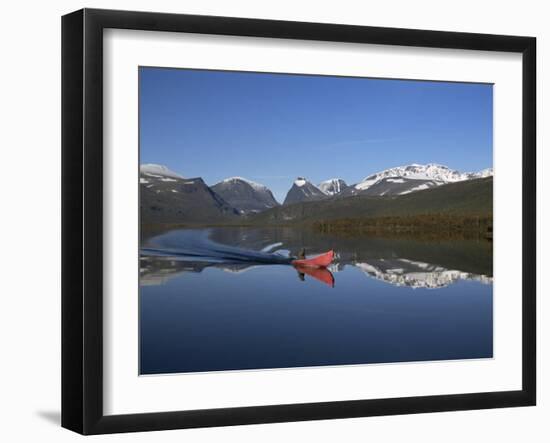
[140, 227, 492, 289]
[140, 226, 493, 374]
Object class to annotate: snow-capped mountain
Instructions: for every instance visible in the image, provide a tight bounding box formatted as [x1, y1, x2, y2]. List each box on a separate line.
[348, 163, 493, 197]
[356, 164, 468, 190]
[283, 177, 326, 205]
[211, 177, 279, 214]
[318, 178, 348, 196]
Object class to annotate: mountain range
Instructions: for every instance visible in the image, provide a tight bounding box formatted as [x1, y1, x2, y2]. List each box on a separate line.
[139, 163, 493, 224]
[284, 164, 493, 203]
[251, 176, 493, 225]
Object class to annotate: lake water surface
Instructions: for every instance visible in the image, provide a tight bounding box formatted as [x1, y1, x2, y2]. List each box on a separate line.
[140, 227, 493, 374]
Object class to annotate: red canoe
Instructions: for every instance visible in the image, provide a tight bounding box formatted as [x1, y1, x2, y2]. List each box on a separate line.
[291, 250, 334, 268]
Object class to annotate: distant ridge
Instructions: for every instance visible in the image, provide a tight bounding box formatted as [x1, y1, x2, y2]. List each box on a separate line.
[212, 177, 279, 214]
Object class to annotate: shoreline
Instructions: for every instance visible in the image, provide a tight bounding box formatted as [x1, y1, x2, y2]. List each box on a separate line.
[141, 213, 493, 243]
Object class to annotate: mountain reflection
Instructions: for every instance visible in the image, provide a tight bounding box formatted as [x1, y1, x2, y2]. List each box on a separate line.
[353, 258, 492, 289]
[140, 257, 491, 288]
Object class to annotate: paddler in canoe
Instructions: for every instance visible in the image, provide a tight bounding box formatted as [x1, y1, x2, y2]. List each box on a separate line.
[291, 248, 335, 268]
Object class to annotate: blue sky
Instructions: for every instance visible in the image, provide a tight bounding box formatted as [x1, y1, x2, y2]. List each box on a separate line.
[140, 67, 493, 202]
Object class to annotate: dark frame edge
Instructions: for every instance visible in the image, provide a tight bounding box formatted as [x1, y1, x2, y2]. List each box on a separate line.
[87, 390, 533, 435]
[83, 7, 535, 51]
[61, 8, 85, 435]
[521, 37, 537, 406]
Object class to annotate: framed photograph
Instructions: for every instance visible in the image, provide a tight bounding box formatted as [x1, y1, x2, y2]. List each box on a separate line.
[62, 8, 536, 435]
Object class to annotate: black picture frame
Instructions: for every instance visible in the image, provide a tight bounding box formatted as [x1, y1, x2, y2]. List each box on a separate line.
[62, 8, 536, 435]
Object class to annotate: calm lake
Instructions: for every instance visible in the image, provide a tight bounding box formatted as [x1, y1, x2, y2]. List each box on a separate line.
[139, 226, 493, 375]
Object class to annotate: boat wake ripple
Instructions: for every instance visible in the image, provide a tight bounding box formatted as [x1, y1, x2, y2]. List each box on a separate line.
[141, 229, 293, 265]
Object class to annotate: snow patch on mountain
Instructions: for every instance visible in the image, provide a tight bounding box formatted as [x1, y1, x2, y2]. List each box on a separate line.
[219, 176, 269, 192]
[140, 164, 184, 179]
[283, 177, 326, 205]
[468, 168, 493, 179]
[355, 176, 380, 191]
[399, 183, 430, 195]
[212, 176, 279, 213]
[319, 178, 348, 196]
